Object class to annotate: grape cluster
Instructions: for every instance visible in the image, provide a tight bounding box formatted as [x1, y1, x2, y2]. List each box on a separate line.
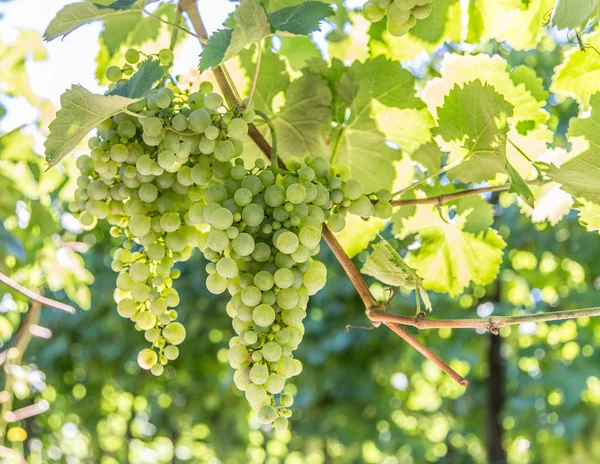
[363, 0, 433, 37]
[71, 69, 253, 376]
[70, 48, 394, 428]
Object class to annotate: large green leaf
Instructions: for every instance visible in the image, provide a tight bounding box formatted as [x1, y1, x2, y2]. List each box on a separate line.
[272, 74, 332, 158]
[410, 0, 457, 43]
[551, 0, 599, 30]
[332, 57, 423, 191]
[43, 0, 148, 40]
[551, 30, 600, 108]
[433, 81, 514, 183]
[465, 0, 554, 50]
[507, 160, 535, 207]
[546, 93, 600, 203]
[45, 86, 138, 168]
[105, 57, 164, 98]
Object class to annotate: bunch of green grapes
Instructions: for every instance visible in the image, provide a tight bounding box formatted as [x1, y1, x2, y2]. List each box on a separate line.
[196, 154, 392, 429]
[363, 0, 433, 37]
[70, 49, 254, 375]
[71, 46, 395, 427]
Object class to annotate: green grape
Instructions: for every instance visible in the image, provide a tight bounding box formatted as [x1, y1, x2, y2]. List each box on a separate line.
[129, 215, 151, 237]
[204, 92, 223, 110]
[164, 345, 179, 360]
[217, 257, 238, 279]
[142, 117, 163, 137]
[137, 348, 158, 369]
[129, 262, 150, 282]
[350, 195, 374, 217]
[234, 188, 253, 206]
[200, 81, 213, 93]
[280, 393, 294, 407]
[118, 121, 136, 139]
[327, 213, 346, 232]
[302, 262, 327, 295]
[156, 93, 171, 109]
[388, 19, 410, 36]
[204, 125, 219, 141]
[137, 311, 157, 330]
[106, 66, 122, 82]
[286, 183, 307, 204]
[241, 204, 264, 227]
[150, 298, 167, 316]
[262, 342, 282, 362]
[298, 226, 321, 249]
[117, 298, 137, 318]
[125, 48, 140, 64]
[158, 48, 174, 65]
[163, 322, 186, 345]
[252, 243, 271, 262]
[277, 288, 299, 310]
[245, 384, 267, 404]
[275, 231, 299, 254]
[215, 140, 235, 162]
[158, 150, 177, 171]
[211, 207, 234, 230]
[363, 0, 386, 22]
[138, 183, 158, 202]
[160, 212, 181, 232]
[412, 3, 432, 18]
[206, 274, 227, 294]
[228, 118, 248, 139]
[266, 373, 285, 394]
[253, 304, 275, 327]
[254, 271, 274, 291]
[274, 268, 294, 289]
[241, 175, 262, 195]
[274, 417, 288, 430]
[228, 344, 248, 368]
[199, 137, 216, 154]
[249, 364, 269, 385]
[374, 201, 393, 218]
[232, 233, 255, 256]
[257, 405, 278, 424]
[189, 109, 211, 133]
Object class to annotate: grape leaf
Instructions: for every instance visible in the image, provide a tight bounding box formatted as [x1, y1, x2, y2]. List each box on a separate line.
[362, 239, 417, 288]
[575, 199, 600, 232]
[373, 104, 436, 155]
[466, 0, 554, 50]
[546, 93, 600, 203]
[450, 195, 495, 234]
[278, 36, 322, 71]
[199, 0, 332, 71]
[199, 0, 271, 72]
[423, 54, 548, 128]
[510, 65, 549, 102]
[411, 142, 442, 174]
[45, 86, 138, 168]
[551, 30, 600, 108]
[518, 182, 574, 225]
[273, 74, 332, 158]
[406, 227, 505, 297]
[507, 160, 535, 207]
[433, 81, 514, 183]
[44, 1, 146, 40]
[268, 2, 334, 35]
[551, 0, 599, 30]
[105, 57, 164, 98]
[333, 57, 423, 192]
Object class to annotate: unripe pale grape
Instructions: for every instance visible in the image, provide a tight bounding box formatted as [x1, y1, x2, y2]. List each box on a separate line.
[163, 322, 186, 345]
[257, 404, 277, 424]
[253, 304, 275, 327]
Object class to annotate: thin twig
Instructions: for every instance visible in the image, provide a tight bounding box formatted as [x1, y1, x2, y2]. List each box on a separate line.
[392, 157, 467, 198]
[0, 272, 75, 314]
[368, 306, 600, 333]
[169, 5, 183, 51]
[384, 323, 468, 386]
[142, 6, 203, 42]
[246, 41, 263, 110]
[330, 126, 346, 165]
[391, 184, 510, 207]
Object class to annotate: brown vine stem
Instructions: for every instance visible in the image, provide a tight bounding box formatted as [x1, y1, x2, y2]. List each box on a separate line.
[0, 272, 75, 314]
[385, 323, 468, 386]
[179, 0, 465, 384]
[368, 306, 600, 333]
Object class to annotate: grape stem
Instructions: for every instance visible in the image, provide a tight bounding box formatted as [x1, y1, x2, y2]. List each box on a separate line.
[246, 41, 263, 110]
[0, 272, 75, 314]
[368, 306, 600, 334]
[254, 110, 279, 173]
[392, 157, 467, 199]
[179, 0, 467, 387]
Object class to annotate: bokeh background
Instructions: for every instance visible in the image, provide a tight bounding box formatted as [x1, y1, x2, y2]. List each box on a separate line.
[1, 1, 599, 463]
